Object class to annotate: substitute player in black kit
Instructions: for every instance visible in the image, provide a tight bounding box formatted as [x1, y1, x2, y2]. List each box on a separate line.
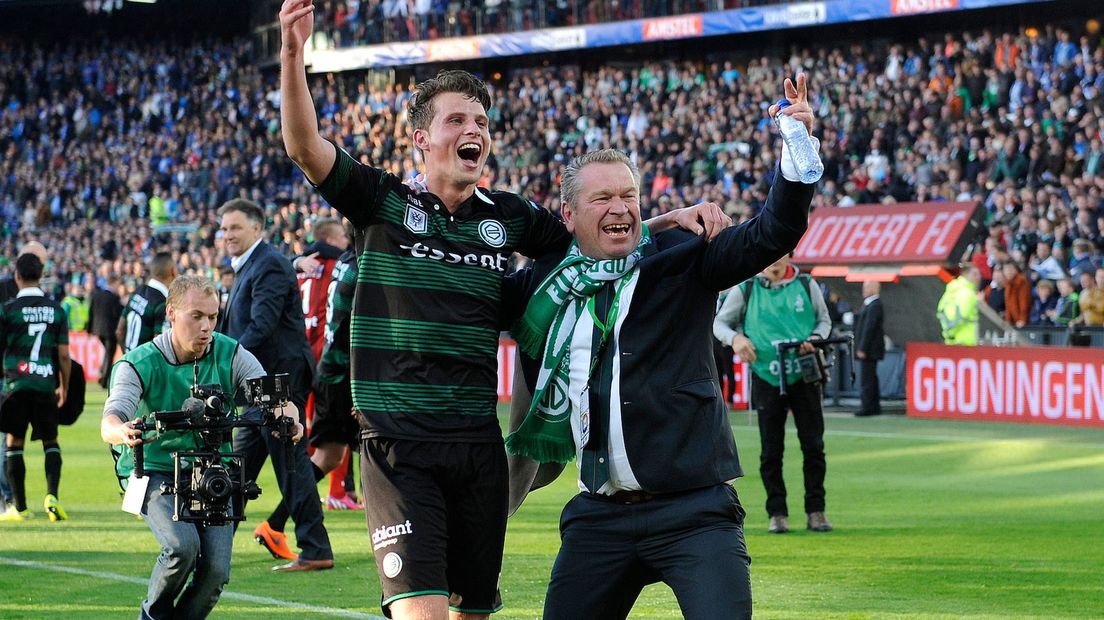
[117, 252, 178, 354]
[0, 254, 71, 522]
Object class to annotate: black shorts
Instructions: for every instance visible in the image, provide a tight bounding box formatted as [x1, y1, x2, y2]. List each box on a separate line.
[361, 437, 508, 617]
[0, 390, 59, 441]
[310, 380, 358, 449]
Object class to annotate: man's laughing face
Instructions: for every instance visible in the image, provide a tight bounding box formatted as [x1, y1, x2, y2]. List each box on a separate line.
[415, 91, 491, 190]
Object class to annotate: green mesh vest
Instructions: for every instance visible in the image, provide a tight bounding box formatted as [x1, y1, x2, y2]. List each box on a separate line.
[745, 275, 817, 387]
[114, 332, 239, 480]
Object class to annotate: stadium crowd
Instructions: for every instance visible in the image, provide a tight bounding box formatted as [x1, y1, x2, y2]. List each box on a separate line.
[2, 18, 1103, 328]
[313, 1, 735, 48]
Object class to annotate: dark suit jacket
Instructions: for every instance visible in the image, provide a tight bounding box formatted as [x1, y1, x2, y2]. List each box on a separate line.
[0, 277, 17, 305]
[854, 297, 885, 360]
[218, 242, 314, 395]
[507, 175, 814, 509]
[88, 286, 122, 340]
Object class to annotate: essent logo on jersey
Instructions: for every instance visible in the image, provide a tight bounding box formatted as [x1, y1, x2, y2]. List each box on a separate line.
[399, 243, 510, 273]
[17, 361, 54, 378]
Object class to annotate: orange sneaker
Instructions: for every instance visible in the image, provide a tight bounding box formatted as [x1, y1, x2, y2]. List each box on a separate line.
[253, 520, 298, 561]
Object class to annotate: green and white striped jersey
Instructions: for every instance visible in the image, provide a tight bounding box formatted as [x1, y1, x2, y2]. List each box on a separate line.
[315, 147, 570, 441]
[120, 281, 168, 353]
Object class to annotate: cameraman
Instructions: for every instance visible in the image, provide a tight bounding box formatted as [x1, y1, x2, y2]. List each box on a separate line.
[101, 275, 302, 620]
[713, 253, 833, 534]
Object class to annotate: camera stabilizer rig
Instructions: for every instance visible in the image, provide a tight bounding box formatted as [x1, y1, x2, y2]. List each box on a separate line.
[776, 336, 855, 396]
[132, 369, 295, 526]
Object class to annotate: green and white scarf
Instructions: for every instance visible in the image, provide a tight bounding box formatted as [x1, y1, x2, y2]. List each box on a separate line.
[506, 226, 651, 464]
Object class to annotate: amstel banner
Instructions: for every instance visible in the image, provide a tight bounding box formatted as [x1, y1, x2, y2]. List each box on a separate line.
[907, 343, 1104, 427]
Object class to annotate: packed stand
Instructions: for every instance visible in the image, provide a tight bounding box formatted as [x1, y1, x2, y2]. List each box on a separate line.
[315, 1, 739, 48]
[2, 20, 1104, 329]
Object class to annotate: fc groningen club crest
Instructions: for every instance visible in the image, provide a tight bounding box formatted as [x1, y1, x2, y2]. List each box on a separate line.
[478, 219, 507, 248]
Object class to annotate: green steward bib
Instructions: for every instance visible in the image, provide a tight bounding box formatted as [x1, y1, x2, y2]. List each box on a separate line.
[745, 275, 817, 387]
[113, 332, 239, 482]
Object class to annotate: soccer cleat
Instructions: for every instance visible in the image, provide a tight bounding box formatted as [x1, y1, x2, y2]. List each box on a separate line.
[44, 494, 68, 522]
[325, 494, 364, 511]
[254, 520, 298, 561]
[0, 505, 31, 522]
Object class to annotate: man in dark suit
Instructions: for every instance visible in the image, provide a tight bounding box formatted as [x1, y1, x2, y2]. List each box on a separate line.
[88, 274, 123, 388]
[216, 198, 334, 572]
[506, 76, 817, 620]
[854, 280, 885, 417]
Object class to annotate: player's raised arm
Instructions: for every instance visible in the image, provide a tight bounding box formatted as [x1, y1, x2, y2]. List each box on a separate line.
[279, 0, 336, 184]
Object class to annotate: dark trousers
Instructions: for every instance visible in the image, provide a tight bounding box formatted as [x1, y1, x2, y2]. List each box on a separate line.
[751, 375, 826, 517]
[859, 358, 882, 415]
[713, 342, 736, 405]
[233, 365, 332, 561]
[544, 485, 751, 620]
[98, 334, 117, 387]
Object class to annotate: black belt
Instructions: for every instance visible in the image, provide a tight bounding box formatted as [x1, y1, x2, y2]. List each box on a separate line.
[587, 490, 661, 505]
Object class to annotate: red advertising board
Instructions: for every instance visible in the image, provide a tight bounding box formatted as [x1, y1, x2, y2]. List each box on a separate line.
[426, 37, 481, 62]
[794, 202, 978, 264]
[907, 343, 1104, 427]
[891, 0, 959, 14]
[68, 331, 107, 382]
[642, 15, 703, 40]
[730, 358, 751, 410]
[497, 339, 517, 402]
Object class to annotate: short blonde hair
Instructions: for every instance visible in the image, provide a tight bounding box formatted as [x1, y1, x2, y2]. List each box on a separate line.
[166, 274, 218, 309]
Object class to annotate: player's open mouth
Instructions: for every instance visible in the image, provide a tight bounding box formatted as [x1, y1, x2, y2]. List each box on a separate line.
[603, 224, 632, 237]
[457, 142, 482, 163]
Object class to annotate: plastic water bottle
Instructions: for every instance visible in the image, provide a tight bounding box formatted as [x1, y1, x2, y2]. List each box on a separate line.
[775, 99, 824, 184]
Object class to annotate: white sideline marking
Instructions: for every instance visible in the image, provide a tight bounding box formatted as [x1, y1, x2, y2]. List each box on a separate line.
[732, 424, 1104, 447]
[0, 557, 385, 619]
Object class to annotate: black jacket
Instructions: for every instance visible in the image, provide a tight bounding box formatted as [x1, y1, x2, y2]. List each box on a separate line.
[88, 286, 122, 340]
[855, 297, 885, 360]
[509, 174, 814, 500]
[218, 242, 314, 387]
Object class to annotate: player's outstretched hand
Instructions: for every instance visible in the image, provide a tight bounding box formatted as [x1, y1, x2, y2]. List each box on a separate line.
[280, 0, 316, 55]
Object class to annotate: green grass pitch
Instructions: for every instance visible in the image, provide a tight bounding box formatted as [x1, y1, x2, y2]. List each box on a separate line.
[1, 387, 1102, 619]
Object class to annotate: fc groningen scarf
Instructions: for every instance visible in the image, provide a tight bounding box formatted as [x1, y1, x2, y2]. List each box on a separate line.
[506, 227, 650, 463]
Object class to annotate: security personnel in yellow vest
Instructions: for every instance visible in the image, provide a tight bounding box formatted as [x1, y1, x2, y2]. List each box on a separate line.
[713, 253, 833, 534]
[101, 275, 302, 620]
[937, 265, 981, 345]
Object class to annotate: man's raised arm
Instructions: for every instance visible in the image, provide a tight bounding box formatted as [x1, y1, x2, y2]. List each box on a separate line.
[280, 0, 336, 184]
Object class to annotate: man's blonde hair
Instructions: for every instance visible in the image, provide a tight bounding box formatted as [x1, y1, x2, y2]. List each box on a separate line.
[167, 274, 218, 309]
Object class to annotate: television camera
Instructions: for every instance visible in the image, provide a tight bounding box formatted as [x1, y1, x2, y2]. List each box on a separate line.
[776, 336, 855, 396]
[132, 373, 295, 526]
